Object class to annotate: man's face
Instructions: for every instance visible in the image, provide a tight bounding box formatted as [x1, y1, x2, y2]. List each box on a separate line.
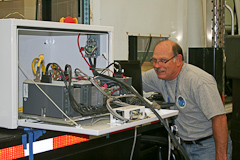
[152, 44, 179, 80]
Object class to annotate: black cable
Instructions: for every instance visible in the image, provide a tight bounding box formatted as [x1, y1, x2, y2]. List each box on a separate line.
[105, 81, 121, 88]
[141, 37, 152, 66]
[233, 0, 239, 34]
[35, 0, 38, 20]
[89, 57, 99, 76]
[106, 62, 122, 72]
[95, 73, 190, 160]
[46, 63, 67, 86]
[46, 63, 98, 116]
[99, 62, 122, 77]
[88, 58, 93, 67]
[94, 57, 97, 68]
[64, 64, 101, 116]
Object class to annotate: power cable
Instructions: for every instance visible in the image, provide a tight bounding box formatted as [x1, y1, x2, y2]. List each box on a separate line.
[130, 127, 137, 160]
[95, 73, 190, 160]
[18, 62, 80, 127]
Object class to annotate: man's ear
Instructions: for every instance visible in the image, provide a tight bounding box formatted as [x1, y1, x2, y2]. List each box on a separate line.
[176, 54, 182, 66]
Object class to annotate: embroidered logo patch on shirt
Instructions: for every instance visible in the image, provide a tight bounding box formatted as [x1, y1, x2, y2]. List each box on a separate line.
[177, 95, 186, 108]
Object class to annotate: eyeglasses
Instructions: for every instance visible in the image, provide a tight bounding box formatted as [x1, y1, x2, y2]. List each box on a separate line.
[150, 55, 176, 65]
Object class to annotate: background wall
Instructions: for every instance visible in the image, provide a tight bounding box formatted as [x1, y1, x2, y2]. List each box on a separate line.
[0, 0, 237, 62]
[90, 0, 189, 61]
[90, 0, 237, 63]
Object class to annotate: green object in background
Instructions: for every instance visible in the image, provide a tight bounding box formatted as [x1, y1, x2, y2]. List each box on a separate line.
[83, 0, 90, 24]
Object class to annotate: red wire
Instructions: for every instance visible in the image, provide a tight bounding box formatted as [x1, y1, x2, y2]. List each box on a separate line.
[76, 76, 88, 80]
[51, 69, 55, 77]
[77, 34, 91, 68]
[122, 75, 128, 83]
[65, 76, 69, 81]
[109, 69, 115, 75]
[111, 88, 121, 94]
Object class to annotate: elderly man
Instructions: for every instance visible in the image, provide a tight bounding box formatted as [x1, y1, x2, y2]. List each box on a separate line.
[142, 40, 232, 160]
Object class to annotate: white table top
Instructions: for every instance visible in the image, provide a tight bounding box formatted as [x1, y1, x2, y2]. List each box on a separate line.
[18, 109, 178, 136]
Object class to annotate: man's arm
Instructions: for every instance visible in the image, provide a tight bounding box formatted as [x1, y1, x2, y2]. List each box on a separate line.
[212, 114, 228, 160]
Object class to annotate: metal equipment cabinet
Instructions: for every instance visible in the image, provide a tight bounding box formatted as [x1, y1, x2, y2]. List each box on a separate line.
[0, 19, 113, 130]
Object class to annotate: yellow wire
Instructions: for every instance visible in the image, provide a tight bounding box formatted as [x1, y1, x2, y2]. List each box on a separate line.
[3, 12, 27, 19]
[32, 58, 46, 75]
[41, 62, 46, 75]
[32, 58, 39, 75]
[37, 54, 44, 67]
